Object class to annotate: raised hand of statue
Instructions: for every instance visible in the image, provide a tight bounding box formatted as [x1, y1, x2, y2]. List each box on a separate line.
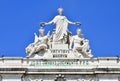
[40, 22, 46, 27]
[75, 22, 81, 26]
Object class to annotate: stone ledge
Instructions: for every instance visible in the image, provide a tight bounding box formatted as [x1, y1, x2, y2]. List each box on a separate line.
[0, 71, 25, 74]
[0, 68, 26, 71]
[26, 72, 94, 74]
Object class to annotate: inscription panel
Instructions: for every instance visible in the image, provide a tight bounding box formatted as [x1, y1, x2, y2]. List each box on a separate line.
[29, 59, 91, 68]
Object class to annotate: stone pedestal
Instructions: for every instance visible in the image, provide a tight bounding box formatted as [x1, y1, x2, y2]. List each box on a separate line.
[52, 44, 68, 49]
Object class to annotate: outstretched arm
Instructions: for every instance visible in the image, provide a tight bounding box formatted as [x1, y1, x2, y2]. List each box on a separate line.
[40, 21, 54, 27]
[40, 16, 57, 27]
[66, 18, 81, 26]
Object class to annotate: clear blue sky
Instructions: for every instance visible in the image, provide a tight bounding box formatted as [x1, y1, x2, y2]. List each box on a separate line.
[0, 0, 120, 57]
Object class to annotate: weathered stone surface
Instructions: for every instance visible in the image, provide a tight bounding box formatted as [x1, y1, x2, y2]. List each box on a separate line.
[0, 57, 120, 81]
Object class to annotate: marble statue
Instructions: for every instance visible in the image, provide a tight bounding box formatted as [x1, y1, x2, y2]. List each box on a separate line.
[25, 34, 37, 55]
[40, 8, 81, 43]
[70, 29, 92, 57]
[70, 29, 84, 50]
[82, 39, 93, 57]
[25, 8, 93, 58]
[26, 27, 50, 57]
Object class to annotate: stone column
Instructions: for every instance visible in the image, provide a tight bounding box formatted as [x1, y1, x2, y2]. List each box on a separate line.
[1, 74, 23, 81]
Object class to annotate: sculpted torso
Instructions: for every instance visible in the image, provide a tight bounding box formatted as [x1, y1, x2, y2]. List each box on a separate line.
[35, 36, 48, 46]
[73, 35, 84, 47]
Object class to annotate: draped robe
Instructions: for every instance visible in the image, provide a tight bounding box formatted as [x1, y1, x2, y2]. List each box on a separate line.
[49, 15, 72, 42]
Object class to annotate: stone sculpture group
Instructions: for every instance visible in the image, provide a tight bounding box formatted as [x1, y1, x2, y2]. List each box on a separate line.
[26, 8, 93, 58]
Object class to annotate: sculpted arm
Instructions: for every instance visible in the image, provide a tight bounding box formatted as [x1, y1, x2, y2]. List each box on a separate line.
[66, 18, 81, 26]
[67, 19, 76, 25]
[40, 16, 57, 26]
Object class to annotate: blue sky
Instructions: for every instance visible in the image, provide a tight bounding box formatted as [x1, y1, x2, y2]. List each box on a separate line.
[0, 0, 120, 57]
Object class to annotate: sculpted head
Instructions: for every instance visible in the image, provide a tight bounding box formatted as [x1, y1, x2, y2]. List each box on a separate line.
[58, 8, 64, 15]
[39, 27, 44, 37]
[77, 29, 82, 36]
